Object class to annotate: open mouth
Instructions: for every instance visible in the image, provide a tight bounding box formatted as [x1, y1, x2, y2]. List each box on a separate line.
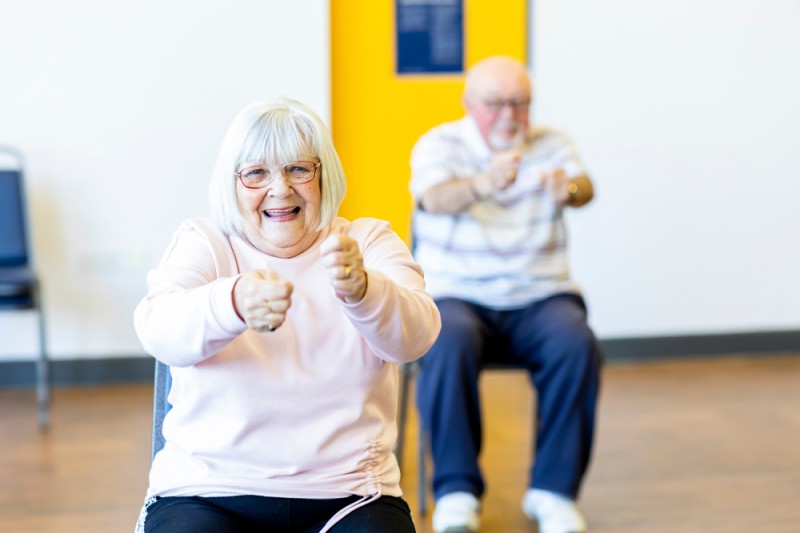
[263, 207, 301, 219]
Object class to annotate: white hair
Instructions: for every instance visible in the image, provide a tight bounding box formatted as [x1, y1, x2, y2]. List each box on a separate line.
[208, 97, 346, 236]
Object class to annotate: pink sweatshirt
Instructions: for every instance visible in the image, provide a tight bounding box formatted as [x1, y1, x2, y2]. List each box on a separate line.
[134, 217, 440, 503]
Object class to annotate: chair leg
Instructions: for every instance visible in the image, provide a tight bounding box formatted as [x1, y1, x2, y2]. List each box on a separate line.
[418, 414, 428, 516]
[36, 307, 49, 432]
[395, 363, 412, 470]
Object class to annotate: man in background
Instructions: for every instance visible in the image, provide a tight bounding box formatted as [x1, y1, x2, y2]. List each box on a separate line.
[409, 55, 603, 533]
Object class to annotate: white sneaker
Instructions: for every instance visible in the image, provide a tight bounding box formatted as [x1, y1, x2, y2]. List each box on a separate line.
[522, 489, 587, 533]
[432, 491, 480, 533]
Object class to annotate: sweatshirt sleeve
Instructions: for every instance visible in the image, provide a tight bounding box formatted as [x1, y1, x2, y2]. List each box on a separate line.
[133, 221, 246, 367]
[337, 219, 441, 364]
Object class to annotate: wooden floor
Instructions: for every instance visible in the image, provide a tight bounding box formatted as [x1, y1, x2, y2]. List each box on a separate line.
[1, 354, 799, 532]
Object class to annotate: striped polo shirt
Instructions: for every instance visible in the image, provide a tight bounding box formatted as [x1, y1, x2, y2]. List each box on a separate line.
[409, 115, 585, 309]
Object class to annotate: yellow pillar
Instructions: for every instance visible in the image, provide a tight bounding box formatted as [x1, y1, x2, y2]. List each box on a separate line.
[331, 0, 527, 243]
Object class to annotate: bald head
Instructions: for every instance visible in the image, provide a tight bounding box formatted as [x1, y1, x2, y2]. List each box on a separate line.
[463, 56, 532, 151]
[465, 56, 532, 100]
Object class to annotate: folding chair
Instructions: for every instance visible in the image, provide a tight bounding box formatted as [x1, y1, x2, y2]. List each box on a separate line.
[151, 360, 172, 459]
[0, 145, 49, 431]
[396, 358, 528, 516]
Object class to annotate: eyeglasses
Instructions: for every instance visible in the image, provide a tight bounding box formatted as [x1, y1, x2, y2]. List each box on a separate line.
[482, 98, 531, 115]
[236, 160, 320, 189]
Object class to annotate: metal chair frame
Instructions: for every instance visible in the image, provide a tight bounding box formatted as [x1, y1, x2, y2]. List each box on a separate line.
[151, 360, 172, 459]
[396, 358, 528, 516]
[0, 145, 49, 430]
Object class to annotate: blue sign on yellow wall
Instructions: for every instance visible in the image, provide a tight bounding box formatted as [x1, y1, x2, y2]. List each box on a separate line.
[395, 0, 464, 74]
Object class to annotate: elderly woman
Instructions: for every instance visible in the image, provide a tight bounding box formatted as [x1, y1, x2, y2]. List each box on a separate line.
[133, 97, 441, 533]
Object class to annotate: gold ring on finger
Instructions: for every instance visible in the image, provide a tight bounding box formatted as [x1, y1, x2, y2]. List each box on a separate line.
[344, 265, 351, 279]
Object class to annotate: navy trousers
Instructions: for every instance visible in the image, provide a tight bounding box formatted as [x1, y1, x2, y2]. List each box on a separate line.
[416, 293, 602, 501]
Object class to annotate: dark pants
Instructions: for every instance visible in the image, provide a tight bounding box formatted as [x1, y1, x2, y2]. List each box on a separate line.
[143, 494, 415, 533]
[416, 294, 603, 501]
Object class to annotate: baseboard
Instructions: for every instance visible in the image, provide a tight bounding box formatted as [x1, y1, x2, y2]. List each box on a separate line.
[1, 330, 799, 388]
[0, 356, 154, 389]
[600, 329, 800, 362]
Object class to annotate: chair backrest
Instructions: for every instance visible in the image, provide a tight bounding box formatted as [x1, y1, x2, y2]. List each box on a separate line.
[151, 360, 173, 460]
[0, 146, 31, 268]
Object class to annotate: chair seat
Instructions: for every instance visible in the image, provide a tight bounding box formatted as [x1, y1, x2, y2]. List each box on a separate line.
[0, 266, 38, 307]
[0, 294, 35, 309]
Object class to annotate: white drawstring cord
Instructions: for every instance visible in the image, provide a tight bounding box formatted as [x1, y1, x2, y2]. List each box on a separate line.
[318, 491, 382, 533]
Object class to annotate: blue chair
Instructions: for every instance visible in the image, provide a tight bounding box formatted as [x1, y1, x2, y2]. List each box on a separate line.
[0, 145, 49, 431]
[151, 360, 172, 459]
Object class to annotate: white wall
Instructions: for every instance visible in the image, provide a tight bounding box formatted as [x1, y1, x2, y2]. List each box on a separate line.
[3, 1, 798, 362]
[0, 0, 329, 360]
[532, 0, 800, 338]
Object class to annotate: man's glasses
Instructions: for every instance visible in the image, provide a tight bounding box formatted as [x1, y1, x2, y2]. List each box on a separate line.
[482, 98, 531, 115]
[236, 161, 320, 189]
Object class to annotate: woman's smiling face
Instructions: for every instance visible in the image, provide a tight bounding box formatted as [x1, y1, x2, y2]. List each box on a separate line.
[236, 155, 322, 258]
